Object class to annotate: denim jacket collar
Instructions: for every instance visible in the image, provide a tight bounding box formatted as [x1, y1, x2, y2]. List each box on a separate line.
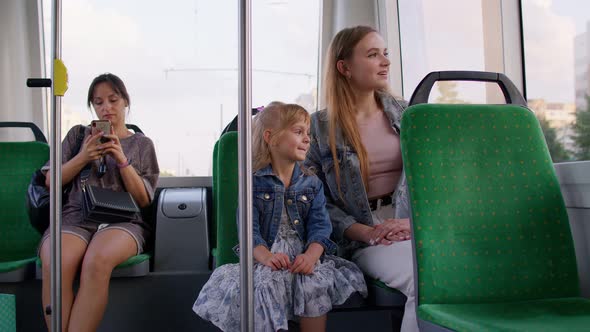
[254, 162, 304, 184]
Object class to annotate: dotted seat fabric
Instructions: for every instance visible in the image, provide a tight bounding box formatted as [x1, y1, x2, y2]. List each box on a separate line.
[0, 142, 47, 266]
[0, 293, 16, 332]
[400, 104, 590, 330]
[419, 298, 590, 332]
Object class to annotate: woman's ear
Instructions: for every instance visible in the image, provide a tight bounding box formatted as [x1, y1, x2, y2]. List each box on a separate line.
[336, 60, 350, 78]
[263, 129, 272, 145]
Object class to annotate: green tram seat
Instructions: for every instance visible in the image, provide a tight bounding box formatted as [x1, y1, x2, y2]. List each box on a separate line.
[212, 132, 239, 267]
[0, 293, 16, 332]
[0, 127, 48, 281]
[400, 71, 590, 331]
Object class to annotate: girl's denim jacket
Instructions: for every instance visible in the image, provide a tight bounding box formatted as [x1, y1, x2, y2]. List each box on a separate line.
[304, 92, 410, 258]
[249, 163, 337, 255]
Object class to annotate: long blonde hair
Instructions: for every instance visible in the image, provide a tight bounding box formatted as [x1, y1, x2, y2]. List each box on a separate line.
[324, 25, 386, 190]
[252, 102, 310, 172]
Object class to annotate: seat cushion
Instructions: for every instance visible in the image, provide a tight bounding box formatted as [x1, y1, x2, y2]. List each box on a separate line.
[0, 257, 36, 273]
[368, 278, 407, 307]
[419, 297, 590, 332]
[116, 253, 151, 268]
[35, 253, 150, 270]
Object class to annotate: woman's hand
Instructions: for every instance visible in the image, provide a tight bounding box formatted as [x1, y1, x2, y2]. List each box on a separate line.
[385, 230, 411, 242]
[290, 253, 318, 275]
[78, 131, 104, 163]
[261, 252, 291, 271]
[101, 127, 127, 165]
[368, 218, 411, 245]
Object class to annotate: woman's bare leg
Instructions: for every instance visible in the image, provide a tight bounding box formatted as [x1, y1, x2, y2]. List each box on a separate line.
[40, 234, 87, 331]
[67, 229, 137, 332]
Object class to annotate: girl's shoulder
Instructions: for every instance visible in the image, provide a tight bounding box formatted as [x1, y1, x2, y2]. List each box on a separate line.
[300, 168, 323, 188]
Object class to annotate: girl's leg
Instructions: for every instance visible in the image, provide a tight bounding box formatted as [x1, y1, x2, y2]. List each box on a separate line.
[68, 228, 137, 332]
[299, 315, 327, 332]
[40, 233, 88, 332]
[352, 240, 417, 332]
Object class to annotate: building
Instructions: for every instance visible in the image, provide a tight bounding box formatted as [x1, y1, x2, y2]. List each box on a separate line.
[574, 21, 590, 111]
[528, 98, 576, 151]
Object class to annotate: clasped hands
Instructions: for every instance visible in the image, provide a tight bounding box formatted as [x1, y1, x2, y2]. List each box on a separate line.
[261, 252, 319, 275]
[367, 218, 411, 246]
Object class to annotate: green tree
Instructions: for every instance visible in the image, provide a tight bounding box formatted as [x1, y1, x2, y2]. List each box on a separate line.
[572, 96, 590, 160]
[538, 117, 570, 162]
[435, 81, 467, 104]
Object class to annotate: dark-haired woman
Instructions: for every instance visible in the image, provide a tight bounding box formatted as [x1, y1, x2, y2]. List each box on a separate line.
[39, 73, 159, 331]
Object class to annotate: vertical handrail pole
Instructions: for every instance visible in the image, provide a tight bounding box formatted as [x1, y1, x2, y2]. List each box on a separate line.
[49, 0, 64, 331]
[238, 0, 254, 331]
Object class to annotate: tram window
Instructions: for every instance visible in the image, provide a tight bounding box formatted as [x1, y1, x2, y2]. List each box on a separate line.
[522, 0, 590, 162]
[41, 0, 320, 177]
[398, 0, 506, 103]
[428, 81, 504, 104]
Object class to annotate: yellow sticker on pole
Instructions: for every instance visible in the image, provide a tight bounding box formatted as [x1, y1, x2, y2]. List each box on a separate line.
[53, 59, 68, 96]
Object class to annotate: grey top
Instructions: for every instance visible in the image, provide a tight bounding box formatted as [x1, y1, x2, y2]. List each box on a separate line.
[45, 125, 160, 225]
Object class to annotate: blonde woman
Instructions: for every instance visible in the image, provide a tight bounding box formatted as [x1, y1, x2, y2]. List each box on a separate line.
[305, 26, 417, 331]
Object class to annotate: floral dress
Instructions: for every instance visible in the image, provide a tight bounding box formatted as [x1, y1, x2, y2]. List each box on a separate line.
[193, 206, 367, 332]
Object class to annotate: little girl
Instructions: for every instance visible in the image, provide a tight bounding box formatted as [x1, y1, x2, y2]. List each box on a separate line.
[193, 102, 367, 331]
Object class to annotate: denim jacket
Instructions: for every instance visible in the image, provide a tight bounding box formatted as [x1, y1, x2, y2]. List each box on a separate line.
[247, 163, 337, 255]
[304, 92, 410, 258]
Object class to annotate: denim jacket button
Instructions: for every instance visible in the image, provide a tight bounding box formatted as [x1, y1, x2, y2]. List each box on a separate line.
[287, 199, 293, 205]
[264, 193, 270, 200]
[301, 195, 308, 201]
[293, 219, 300, 225]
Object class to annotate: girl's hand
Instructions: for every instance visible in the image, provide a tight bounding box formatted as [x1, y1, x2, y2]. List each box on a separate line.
[290, 253, 318, 275]
[79, 131, 104, 162]
[262, 253, 291, 271]
[101, 127, 128, 165]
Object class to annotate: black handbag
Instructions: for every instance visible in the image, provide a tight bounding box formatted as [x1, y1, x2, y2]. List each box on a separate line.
[81, 182, 139, 224]
[25, 125, 86, 234]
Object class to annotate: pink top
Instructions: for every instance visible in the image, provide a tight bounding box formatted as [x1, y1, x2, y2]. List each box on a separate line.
[357, 111, 403, 199]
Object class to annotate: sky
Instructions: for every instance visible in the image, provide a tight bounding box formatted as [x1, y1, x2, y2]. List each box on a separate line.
[43, 0, 320, 176]
[41, 0, 590, 176]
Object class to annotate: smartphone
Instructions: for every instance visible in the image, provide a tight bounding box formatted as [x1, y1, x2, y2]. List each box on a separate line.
[91, 120, 111, 143]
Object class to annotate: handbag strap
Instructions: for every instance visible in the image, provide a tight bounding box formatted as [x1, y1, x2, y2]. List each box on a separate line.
[75, 125, 92, 174]
[74, 125, 86, 156]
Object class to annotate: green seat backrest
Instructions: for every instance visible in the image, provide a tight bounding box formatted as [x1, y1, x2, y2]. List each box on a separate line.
[213, 132, 239, 267]
[400, 104, 579, 305]
[0, 142, 48, 262]
[0, 294, 16, 332]
[211, 140, 219, 252]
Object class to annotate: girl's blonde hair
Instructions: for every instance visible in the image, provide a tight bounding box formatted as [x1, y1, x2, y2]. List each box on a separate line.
[324, 25, 389, 191]
[252, 101, 310, 172]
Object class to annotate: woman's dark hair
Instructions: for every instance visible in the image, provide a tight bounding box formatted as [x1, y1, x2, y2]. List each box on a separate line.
[86, 73, 130, 110]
